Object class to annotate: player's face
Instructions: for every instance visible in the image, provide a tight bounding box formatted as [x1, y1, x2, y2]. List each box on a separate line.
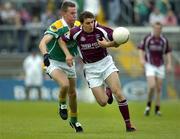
[153, 24, 162, 37]
[63, 7, 77, 27]
[82, 18, 95, 33]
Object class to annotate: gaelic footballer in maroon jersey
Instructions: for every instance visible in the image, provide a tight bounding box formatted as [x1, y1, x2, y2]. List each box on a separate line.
[138, 22, 172, 116]
[62, 11, 136, 132]
[138, 29, 172, 67]
[63, 21, 114, 63]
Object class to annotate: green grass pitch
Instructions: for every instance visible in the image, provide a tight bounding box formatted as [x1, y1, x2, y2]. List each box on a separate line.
[0, 100, 180, 139]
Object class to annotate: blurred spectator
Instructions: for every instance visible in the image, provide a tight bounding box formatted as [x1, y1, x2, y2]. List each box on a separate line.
[19, 7, 32, 26]
[134, 0, 150, 26]
[1, 2, 17, 25]
[0, 4, 4, 25]
[23, 50, 43, 100]
[41, 8, 56, 29]
[75, 0, 84, 15]
[99, 0, 109, 23]
[108, 0, 121, 26]
[26, 16, 41, 52]
[30, 0, 42, 19]
[83, 0, 100, 17]
[178, 13, 180, 25]
[163, 9, 177, 26]
[149, 7, 165, 25]
[15, 9, 26, 52]
[155, 0, 171, 15]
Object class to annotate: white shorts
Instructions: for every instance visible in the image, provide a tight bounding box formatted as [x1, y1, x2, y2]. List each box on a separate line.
[145, 63, 165, 79]
[46, 59, 76, 78]
[84, 55, 119, 88]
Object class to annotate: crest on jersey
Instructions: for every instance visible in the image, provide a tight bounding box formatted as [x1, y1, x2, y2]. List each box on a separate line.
[50, 25, 57, 32]
[80, 36, 86, 41]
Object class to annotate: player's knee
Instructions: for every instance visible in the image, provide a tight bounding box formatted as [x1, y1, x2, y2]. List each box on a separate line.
[149, 85, 156, 92]
[157, 88, 162, 94]
[61, 84, 69, 92]
[111, 87, 121, 97]
[98, 100, 107, 107]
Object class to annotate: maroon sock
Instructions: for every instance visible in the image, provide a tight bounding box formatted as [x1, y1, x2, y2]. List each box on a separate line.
[155, 105, 160, 113]
[147, 101, 151, 108]
[118, 99, 131, 127]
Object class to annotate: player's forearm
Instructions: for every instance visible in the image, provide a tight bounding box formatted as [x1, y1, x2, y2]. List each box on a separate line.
[107, 41, 119, 48]
[59, 38, 72, 57]
[166, 52, 172, 66]
[139, 50, 145, 64]
[39, 41, 48, 55]
[98, 38, 119, 48]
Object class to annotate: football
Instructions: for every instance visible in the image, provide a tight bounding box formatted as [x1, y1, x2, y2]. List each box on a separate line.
[112, 27, 130, 45]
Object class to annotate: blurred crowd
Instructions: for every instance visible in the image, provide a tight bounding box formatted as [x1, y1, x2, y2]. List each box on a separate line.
[0, 0, 179, 53]
[0, 0, 180, 28]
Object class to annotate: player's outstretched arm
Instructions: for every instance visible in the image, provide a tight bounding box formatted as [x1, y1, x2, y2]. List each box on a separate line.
[59, 38, 74, 67]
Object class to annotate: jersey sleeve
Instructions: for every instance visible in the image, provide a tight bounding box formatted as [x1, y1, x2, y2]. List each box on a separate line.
[97, 24, 113, 41]
[138, 39, 145, 51]
[44, 20, 65, 39]
[138, 35, 150, 51]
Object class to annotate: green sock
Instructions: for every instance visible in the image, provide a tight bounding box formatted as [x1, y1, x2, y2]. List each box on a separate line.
[59, 102, 66, 106]
[70, 116, 77, 123]
[59, 98, 66, 105]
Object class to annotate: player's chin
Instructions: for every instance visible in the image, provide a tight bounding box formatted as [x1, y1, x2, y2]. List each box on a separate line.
[71, 19, 76, 23]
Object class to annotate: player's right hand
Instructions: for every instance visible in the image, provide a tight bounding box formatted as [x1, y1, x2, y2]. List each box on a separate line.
[43, 53, 50, 67]
[66, 54, 74, 67]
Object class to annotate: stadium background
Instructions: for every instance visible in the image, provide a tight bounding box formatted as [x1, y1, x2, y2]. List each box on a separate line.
[0, 0, 180, 101]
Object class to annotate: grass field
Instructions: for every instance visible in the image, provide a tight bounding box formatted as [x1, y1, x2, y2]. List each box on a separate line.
[0, 100, 180, 139]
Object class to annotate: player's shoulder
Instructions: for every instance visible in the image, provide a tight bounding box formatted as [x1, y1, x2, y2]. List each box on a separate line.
[96, 21, 112, 31]
[144, 33, 152, 40]
[49, 20, 64, 32]
[74, 20, 81, 27]
[71, 25, 81, 34]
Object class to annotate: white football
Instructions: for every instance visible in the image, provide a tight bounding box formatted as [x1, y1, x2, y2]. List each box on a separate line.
[112, 27, 130, 45]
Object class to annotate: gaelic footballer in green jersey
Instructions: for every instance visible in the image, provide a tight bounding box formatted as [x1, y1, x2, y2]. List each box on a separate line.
[39, 0, 83, 132]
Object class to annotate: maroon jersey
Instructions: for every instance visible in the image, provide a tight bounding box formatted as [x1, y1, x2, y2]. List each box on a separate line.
[138, 33, 172, 67]
[62, 22, 113, 63]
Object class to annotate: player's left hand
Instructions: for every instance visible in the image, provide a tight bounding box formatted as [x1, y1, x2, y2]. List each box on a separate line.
[66, 54, 74, 67]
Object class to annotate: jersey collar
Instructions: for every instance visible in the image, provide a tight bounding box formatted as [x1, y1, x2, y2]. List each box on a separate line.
[61, 17, 69, 29]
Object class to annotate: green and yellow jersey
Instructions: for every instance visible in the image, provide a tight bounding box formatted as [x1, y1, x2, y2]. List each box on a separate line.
[44, 18, 80, 62]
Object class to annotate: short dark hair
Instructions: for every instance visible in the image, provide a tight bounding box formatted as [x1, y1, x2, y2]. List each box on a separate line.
[79, 11, 95, 23]
[61, 1, 76, 12]
[154, 22, 162, 26]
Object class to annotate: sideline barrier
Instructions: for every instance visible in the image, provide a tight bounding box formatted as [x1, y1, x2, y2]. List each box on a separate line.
[0, 77, 169, 101]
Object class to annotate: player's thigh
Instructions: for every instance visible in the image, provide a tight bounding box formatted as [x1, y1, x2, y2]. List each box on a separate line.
[105, 71, 121, 93]
[147, 76, 156, 88]
[51, 69, 69, 86]
[91, 86, 107, 104]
